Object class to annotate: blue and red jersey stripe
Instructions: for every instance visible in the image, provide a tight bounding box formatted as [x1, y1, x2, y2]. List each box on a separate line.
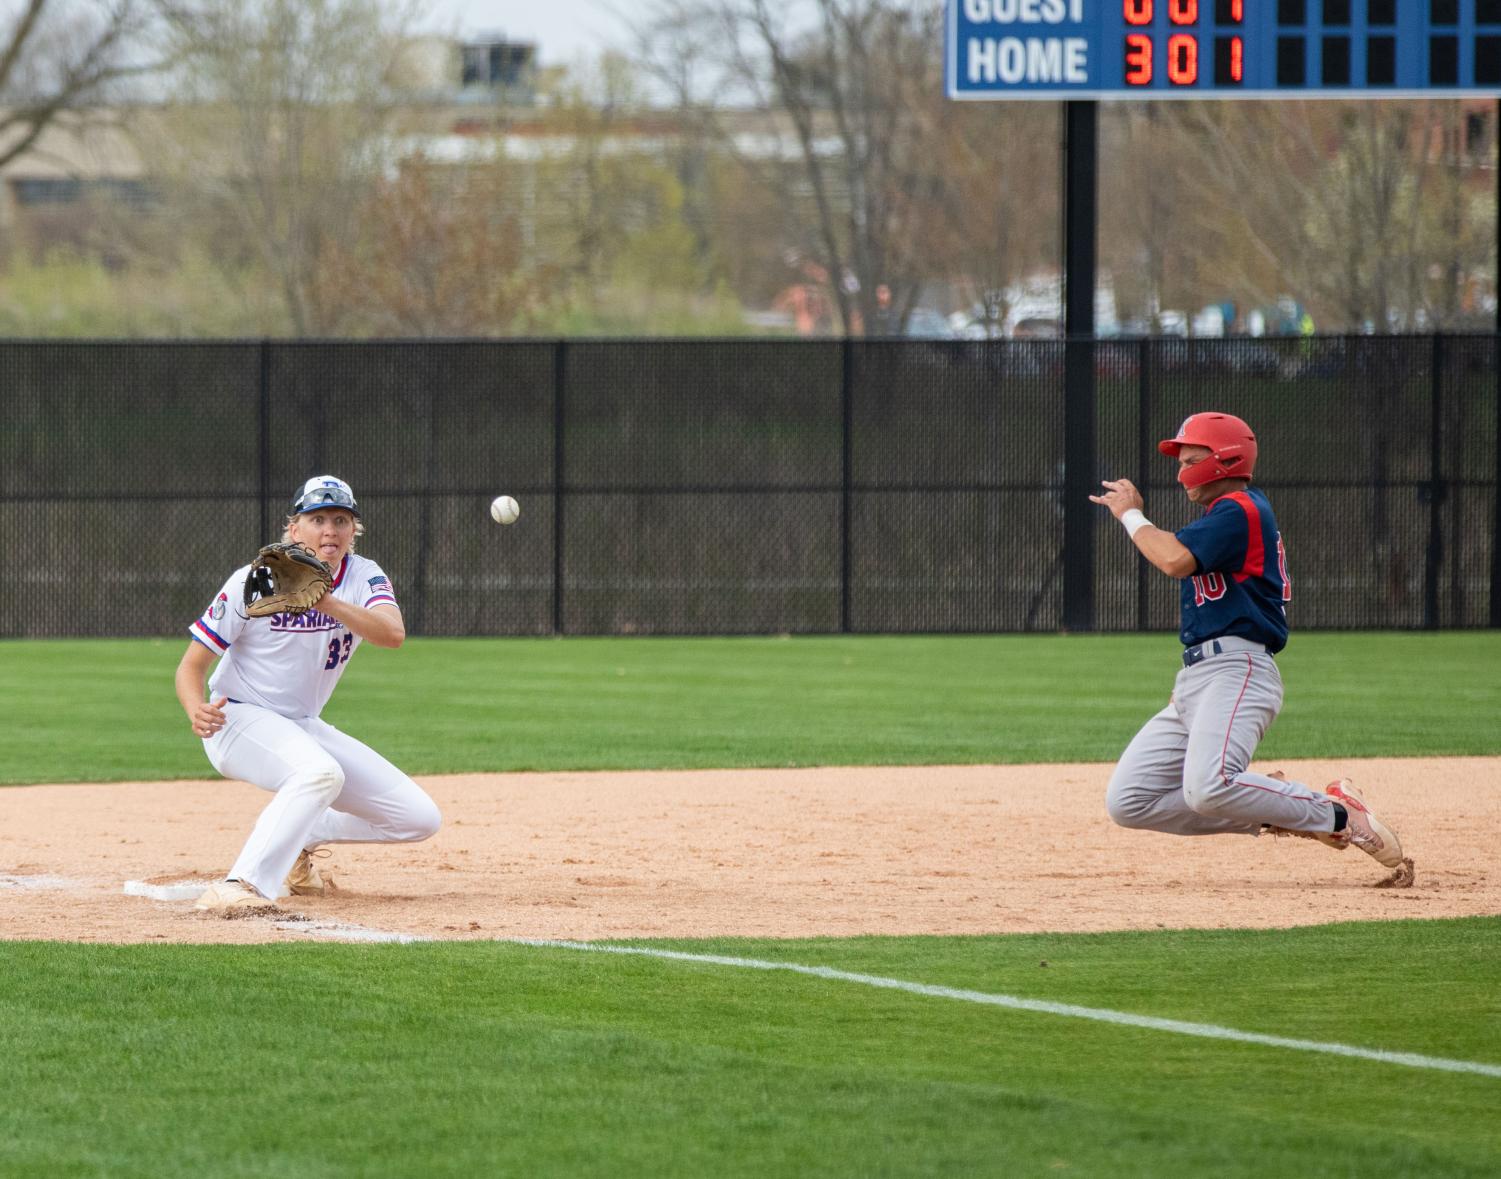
[191, 619, 230, 652]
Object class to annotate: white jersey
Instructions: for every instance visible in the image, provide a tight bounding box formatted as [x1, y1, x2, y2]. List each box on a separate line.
[189, 553, 399, 719]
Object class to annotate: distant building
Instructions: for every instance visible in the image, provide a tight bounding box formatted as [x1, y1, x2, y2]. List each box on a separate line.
[0, 33, 544, 230]
[389, 34, 538, 106]
[0, 115, 151, 233]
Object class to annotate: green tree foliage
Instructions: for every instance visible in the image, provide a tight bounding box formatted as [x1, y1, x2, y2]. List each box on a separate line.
[526, 53, 733, 331]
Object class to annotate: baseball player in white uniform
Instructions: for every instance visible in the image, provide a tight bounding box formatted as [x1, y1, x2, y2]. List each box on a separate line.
[173, 476, 441, 912]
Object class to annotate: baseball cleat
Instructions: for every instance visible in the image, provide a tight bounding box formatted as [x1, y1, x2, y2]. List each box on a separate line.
[1262, 771, 1349, 850]
[1264, 825, 1348, 850]
[1325, 779, 1406, 869]
[193, 879, 276, 913]
[285, 848, 332, 897]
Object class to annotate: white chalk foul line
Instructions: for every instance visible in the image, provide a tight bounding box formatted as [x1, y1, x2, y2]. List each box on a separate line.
[0, 874, 82, 891]
[274, 920, 426, 944]
[107, 885, 1501, 1078]
[511, 939, 1501, 1080]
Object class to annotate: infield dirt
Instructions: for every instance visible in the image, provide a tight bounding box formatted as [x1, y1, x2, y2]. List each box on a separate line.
[0, 758, 1495, 945]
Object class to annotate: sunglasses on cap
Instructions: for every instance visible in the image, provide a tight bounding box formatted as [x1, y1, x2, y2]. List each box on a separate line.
[292, 485, 360, 516]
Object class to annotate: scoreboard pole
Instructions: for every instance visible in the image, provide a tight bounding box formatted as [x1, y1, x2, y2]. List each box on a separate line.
[1494, 96, 1501, 627]
[1062, 100, 1099, 632]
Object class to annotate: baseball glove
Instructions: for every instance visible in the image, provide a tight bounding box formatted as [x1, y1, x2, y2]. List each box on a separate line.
[243, 542, 332, 618]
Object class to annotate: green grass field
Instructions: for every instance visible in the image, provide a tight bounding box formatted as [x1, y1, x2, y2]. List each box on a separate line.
[3, 632, 1499, 784]
[2, 924, 1498, 1176]
[3, 634, 1499, 1176]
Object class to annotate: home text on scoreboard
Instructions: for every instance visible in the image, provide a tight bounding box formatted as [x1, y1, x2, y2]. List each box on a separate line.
[947, 0, 1501, 96]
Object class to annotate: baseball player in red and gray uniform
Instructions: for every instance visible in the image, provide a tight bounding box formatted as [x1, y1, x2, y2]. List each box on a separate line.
[1091, 412, 1414, 887]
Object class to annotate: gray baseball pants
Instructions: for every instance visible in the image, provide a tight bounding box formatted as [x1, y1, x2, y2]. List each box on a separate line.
[1106, 642, 1338, 837]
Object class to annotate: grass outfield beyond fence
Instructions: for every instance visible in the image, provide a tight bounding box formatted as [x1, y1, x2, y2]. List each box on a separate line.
[1, 632, 1498, 785]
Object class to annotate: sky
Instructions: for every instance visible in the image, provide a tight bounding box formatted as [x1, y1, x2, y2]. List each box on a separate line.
[422, 0, 635, 66]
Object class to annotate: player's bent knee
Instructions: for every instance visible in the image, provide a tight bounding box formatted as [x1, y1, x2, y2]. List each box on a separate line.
[401, 796, 441, 842]
[414, 801, 441, 842]
[1106, 796, 1153, 828]
[289, 764, 344, 807]
[1182, 776, 1234, 817]
[1105, 781, 1155, 829]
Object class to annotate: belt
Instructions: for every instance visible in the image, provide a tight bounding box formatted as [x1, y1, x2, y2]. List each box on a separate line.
[1182, 637, 1267, 667]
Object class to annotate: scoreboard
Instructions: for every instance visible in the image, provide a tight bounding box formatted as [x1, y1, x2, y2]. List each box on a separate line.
[947, 0, 1501, 96]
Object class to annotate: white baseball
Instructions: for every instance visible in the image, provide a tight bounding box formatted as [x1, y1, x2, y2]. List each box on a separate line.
[490, 495, 520, 525]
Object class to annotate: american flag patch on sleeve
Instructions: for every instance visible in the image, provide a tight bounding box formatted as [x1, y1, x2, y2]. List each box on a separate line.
[366, 573, 397, 608]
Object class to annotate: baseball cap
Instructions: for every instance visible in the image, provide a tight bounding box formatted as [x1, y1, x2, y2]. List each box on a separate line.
[291, 475, 360, 517]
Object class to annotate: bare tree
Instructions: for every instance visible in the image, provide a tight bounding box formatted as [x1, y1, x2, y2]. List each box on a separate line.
[629, 0, 952, 335]
[1174, 101, 1458, 332]
[147, 0, 417, 334]
[747, 0, 949, 332]
[0, 0, 156, 170]
[316, 157, 552, 336]
[928, 101, 1057, 334]
[618, 0, 721, 276]
[1412, 103, 1492, 330]
[542, 54, 639, 294]
[530, 53, 713, 322]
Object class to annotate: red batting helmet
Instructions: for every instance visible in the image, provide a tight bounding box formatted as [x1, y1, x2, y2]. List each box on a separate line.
[1158, 413, 1257, 489]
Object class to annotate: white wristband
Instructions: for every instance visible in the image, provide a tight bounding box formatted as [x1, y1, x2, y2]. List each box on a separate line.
[1121, 508, 1152, 538]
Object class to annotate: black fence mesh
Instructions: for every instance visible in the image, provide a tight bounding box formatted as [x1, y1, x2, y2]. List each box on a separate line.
[1, 338, 1495, 637]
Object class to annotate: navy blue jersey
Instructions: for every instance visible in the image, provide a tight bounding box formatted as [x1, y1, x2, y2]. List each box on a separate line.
[1175, 487, 1291, 653]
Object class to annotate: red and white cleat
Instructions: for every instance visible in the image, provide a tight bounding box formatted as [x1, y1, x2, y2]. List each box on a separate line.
[1325, 779, 1415, 887]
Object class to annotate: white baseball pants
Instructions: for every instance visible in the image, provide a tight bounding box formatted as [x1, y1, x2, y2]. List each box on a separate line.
[203, 703, 441, 900]
[1106, 645, 1339, 837]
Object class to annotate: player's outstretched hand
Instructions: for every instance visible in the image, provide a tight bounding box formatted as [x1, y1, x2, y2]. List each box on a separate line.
[1089, 478, 1145, 519]
[190, 696, 228, 740]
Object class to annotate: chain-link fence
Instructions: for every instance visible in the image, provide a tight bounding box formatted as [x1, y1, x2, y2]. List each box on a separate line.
[1, 337, 1495, 637]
